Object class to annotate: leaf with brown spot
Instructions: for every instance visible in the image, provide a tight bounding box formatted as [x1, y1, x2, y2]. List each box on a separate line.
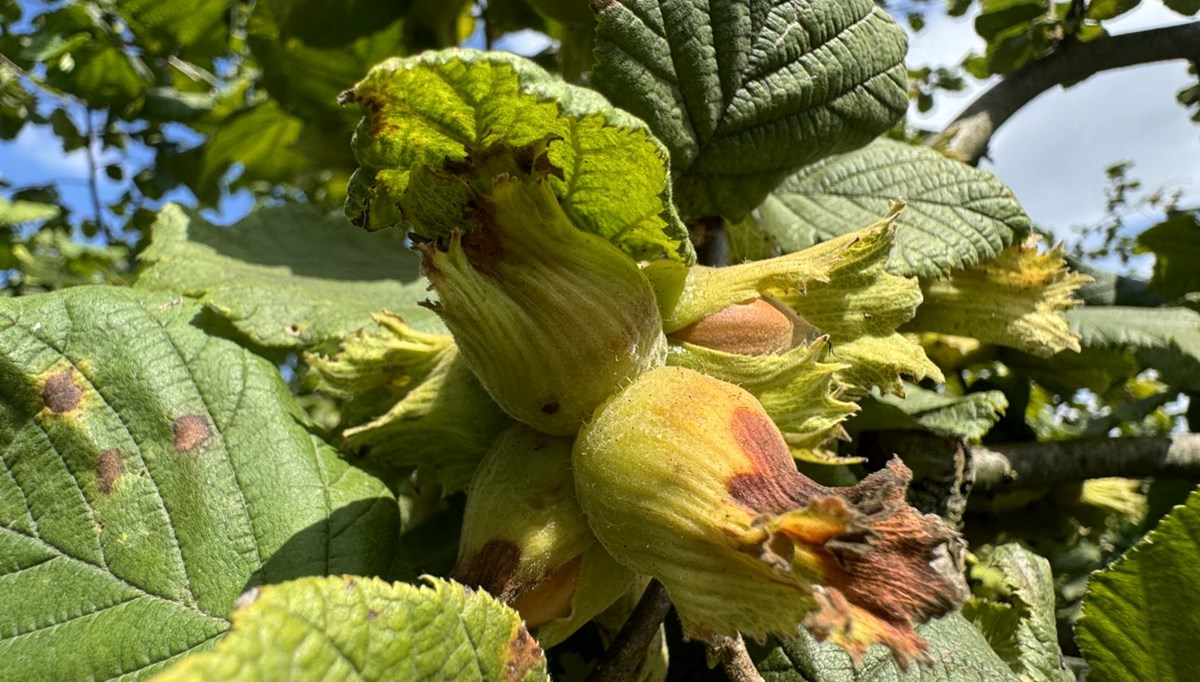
[96, 449, 124, 494]
[155, 576, 549, 681]
[0, 286, 400, 681]
[41, 368, 82, 414]
[172, 414, 211, 453]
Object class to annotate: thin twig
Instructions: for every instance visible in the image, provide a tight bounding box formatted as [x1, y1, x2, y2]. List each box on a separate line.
[585, 580, 672, 682]
[83, 109, 108, 239]
[708, 634, 765, 682]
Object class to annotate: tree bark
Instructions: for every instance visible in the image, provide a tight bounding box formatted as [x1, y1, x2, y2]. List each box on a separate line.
[586, 580, 672, 682]
[973, 433, 1200, 492]
[931, 21, 1200, 165]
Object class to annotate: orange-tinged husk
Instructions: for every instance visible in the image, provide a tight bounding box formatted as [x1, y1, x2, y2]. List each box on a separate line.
[572, 367, 965, 666]
[453, 423, 635, 647]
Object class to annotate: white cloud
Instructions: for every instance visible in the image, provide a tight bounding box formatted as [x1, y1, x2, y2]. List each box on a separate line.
[0, 124, 90, 181]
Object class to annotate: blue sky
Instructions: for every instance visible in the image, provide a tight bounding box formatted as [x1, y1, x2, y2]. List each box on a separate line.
[1, 2, 1196, 261]
[907, 3, 1200, 254]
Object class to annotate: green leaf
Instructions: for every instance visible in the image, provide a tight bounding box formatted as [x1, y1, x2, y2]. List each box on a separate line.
[155, 576, 548, 681]
[1067, 305, 1200, 392]
[1077, 486, 1200, 682]
[247, 6, 407, 132]
[1164, 0, 1200, 15]
[344, 48, 692, 262]
[963, 544, 1073, 682]
[34, 6, 153, 110]
[591, 0, 909, 221]
[856, 383, 1007, 442]
[975, 0, 1045, 41]
[191, 101, 308, 194]
[1085, 0, 1141, 20]
[754, 613, 1019, 681]
[755, 139, 1032, 278]
[135, 204, 443, 349]
[0, 198, 59, 226]
[0, 287, 399, 680]
[115, 0, 231, 63]
[260, 0, 409, 48]
[1136, 209, 1200, 298]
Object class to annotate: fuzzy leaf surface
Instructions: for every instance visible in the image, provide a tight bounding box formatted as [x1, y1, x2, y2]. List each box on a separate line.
[136, 204, 442, 349]
[856, 384, 1007, 442]
[0, 287, 398, 680]
[1067, 306, 1200, 392]
[756, 140, 1031, 278]
[754, 613, 1018, 681]
[905, 240, 1087, 357]
[156, 576, 548, 681]
[591, 0, 909, 220]
[1077, 486, 1200, 682]
[344, 48, 691, 261]
[963, 544, 1072, 682]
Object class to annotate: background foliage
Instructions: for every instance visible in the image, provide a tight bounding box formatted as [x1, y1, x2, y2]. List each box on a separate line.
[2, 0, 1200, 680]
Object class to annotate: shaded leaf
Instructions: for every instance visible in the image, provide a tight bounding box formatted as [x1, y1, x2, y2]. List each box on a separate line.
[1067, 305, 1200, 391]
[1135, 209, 1200, 298]
[135, 204, 443, 349]
[156, 576, 548, 681]
[755, 139, 1031, 278]
[116, 0, 231, 63]
[344, 48, 691, 262]
[0, 287, 398, 680]
[1077, 485, 1200, 682]
[963, 544, 1072, 682]
[1164, 0, 1200, 15]
[754, 613, 1018, 681]
[261, 0, 409, 48]
[591, 0, 909, 220]
[856, 383, 1007, 442]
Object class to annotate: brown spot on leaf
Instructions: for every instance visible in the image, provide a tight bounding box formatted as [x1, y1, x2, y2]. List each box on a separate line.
[96, 449, 123, 494]
[42, 370, 82, 414]
[726, 407, 823, 512]
[504, 623, 545, 682]
[172, 414, 211, 453]
[454, 540, 523, 602]
[540, 400, 560, 415]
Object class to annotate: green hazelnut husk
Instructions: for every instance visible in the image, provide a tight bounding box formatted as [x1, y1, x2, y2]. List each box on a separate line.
[573, 366, 965, 667]
[419, 175, 667, 435]
[454, 423, 635, 647]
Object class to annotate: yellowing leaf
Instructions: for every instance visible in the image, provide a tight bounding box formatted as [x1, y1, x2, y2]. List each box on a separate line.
[343, 48, 691, 262]
[906, 239, 1089, 358]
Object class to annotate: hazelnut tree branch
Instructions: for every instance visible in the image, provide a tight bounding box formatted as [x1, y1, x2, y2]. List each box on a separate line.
[585, 579, 673, 682]
[973, 433, 1200, 492]
[930, 21, 1200, 165]
[708, 634, 766, 682]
